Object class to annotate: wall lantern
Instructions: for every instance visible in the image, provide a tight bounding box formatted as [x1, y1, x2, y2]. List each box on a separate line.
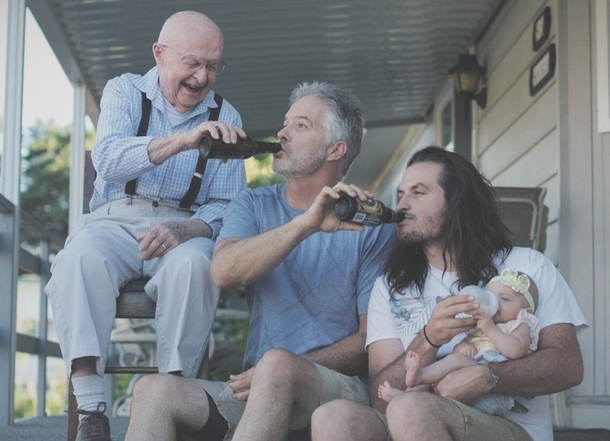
[449, 53, 487, 109]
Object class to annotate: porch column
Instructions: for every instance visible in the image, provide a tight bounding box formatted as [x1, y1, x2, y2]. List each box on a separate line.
[453, 87, 474, 161]
[69, 82, 87, 231]
[0, 0, 26, 426]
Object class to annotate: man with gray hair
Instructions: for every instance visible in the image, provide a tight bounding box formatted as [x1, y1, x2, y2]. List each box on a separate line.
[125, 81, 396, 441]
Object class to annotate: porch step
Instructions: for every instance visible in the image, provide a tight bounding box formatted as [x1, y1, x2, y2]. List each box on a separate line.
[1, 416, 609, 440]
[553, 428, 610, 441]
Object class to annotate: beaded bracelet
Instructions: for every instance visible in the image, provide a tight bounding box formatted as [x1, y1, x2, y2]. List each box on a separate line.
[486, 365, 500, 389]
[423, 325, 441, 348]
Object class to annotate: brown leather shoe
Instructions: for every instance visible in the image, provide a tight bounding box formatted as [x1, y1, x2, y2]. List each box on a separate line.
[75, 402, 111, 441]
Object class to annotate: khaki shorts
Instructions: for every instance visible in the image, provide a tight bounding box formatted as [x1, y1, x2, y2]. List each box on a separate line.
[182, 362, 369, 441]
[449, 399, 533, 441]
[373, 398, 532, 441]
[370, 408, 391, 441]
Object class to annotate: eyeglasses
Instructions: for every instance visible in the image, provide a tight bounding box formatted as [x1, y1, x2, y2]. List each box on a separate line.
[159, 44, 225, 76]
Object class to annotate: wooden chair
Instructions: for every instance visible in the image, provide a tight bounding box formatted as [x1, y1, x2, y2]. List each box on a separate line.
[494, 186, 548, 252]
[66, 152, 209, 440]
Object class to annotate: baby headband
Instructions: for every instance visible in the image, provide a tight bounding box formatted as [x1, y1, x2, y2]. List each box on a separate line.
[490, 268, 536, 311]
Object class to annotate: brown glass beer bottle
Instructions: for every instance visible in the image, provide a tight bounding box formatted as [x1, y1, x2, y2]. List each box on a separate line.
[334, 194, 405, 226]
[198, 134, 282, 159]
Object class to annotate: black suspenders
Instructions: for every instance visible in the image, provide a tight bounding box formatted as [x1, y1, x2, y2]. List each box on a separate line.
[124, 92, 224, 209]
[124, 93, 152, 196]
[179, 93, 224, 208]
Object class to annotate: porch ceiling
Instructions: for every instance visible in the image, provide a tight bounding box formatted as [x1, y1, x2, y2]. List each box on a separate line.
[28, 0, 502, 189]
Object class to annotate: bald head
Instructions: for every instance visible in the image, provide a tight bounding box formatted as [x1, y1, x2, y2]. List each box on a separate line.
[158, 11, 223, 51]
[153, 11, 224, 112]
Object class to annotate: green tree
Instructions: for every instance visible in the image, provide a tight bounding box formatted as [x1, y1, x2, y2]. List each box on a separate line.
[244, 135, 284, 189]
[245, 153, 285, 189]
[20, 120, 94, 243]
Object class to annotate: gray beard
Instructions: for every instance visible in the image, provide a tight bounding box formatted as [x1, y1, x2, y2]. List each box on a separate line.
[272, 149, 327, 178]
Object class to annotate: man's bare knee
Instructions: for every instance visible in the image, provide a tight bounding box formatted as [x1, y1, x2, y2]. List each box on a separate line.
[386, 391, 428, 425]
[311, 399, 351, 432]
[132, 374, 195, 413]
[254, 349, 303, 385]
[132, 374, 174, 408]
[131, 374, 211, 430]
[312, 400, 386, 441]
[387, 391, 465, 440]
[252, 348, 321, 429]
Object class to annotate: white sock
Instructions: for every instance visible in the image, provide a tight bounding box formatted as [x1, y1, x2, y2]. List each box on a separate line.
[72, 375, 106, 421]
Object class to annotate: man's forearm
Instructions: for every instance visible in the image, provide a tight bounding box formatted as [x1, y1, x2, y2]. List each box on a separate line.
[407, 332, 442, 367]
[369, 332, 439, 412]
[184, 218, 213, 240]
[302, 331, 368, 377]
[489, 324, 583, 397]
[369, 352, 407, 412]
[147, 132, 190, 165]
[210, 215, 316, 288]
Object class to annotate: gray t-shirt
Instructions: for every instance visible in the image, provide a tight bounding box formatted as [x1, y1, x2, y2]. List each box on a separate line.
[217, 184, 396, 370]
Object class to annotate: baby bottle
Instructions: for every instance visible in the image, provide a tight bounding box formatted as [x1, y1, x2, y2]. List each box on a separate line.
[460, 285, 499, 317]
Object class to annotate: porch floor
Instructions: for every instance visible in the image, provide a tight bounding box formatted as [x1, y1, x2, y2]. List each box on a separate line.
[0, 415, 128, 441]
[0, 416, 609, 440]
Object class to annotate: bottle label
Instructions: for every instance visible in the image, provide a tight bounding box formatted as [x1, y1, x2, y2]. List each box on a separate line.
[353, 213, 367, 223]
[351, 213, 382, 226]
[334, 194, 402, 226]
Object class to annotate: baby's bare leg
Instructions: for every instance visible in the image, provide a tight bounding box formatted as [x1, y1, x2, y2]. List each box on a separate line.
[378, 380, 404, 403]
[405, 351, 424, 388]
[406, 351, 476, 388]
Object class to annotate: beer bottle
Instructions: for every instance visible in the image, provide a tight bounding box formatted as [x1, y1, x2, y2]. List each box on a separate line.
[198, 134, 282, 159]
[334, 194, 405, 226]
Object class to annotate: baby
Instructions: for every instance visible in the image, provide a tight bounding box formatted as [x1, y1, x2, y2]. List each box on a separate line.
[378, 268, 540, 415]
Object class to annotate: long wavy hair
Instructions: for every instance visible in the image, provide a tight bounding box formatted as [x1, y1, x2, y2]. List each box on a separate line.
[384, 146, 512, 298]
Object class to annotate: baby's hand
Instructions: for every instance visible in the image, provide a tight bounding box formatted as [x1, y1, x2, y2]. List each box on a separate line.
[475, 314, 495, 334]
[455, 344, 477, 358]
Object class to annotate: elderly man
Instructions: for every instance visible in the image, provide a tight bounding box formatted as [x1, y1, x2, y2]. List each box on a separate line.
[45, 11, 246, 441]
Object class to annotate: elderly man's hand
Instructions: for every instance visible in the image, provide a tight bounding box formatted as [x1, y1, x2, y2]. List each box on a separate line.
[138, 219, 211, 260]
[147, 122, 246, 165]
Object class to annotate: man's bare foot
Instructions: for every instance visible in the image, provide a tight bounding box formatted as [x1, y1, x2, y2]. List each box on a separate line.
[378, 380, 403, 403]
[405, 350, 424, 388]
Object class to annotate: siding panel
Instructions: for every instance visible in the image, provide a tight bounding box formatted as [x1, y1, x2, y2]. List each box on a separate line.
[478, 1, 556, 143]
[479, 84, 558, 179]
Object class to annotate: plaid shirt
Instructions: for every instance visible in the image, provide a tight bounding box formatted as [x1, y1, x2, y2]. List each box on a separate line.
[91, 67, 247, 239]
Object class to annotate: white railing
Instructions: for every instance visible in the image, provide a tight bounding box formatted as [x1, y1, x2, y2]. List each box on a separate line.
[0, 192, 63, 426]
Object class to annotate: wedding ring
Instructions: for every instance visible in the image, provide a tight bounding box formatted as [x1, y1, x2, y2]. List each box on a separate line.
[161, 243, 167, 251]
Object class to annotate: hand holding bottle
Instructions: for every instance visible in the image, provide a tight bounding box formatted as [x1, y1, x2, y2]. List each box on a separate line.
[300, 184, 373, 234]
[334, 193, 405, 226]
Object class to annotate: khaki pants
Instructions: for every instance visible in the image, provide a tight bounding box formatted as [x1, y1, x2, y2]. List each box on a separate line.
[45, 198, 219, 378]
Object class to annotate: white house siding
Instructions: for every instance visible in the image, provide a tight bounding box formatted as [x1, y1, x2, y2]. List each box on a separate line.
[475, 0, 560, 262]
[375, 0, 610, 430]
[376, 81, 453, 205]
[584, 0, 610, 429]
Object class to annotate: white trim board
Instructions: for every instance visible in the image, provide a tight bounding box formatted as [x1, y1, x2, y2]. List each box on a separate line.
[596, 0, 610, 133]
